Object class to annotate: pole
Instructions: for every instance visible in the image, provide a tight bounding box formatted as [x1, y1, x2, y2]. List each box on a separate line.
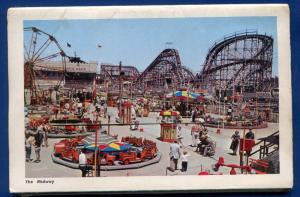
[108, 115, 111, 136]
[164, 79, 166, 110]
[218, 90, 221, 129]
[187, 81, 189, 116]
[130, 82, 133, 101]
[94, 123, 99, 176]
[240, 107, 246, 174]
[223, 101, 225, 129]
[119, 61, 122, 122]
[255, 91, 258, 127]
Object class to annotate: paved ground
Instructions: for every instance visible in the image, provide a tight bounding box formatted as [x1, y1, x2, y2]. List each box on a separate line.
[26, 107, 278, 177]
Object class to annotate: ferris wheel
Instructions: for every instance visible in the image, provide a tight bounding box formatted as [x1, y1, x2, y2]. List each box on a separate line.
[24, 27, 68, 104]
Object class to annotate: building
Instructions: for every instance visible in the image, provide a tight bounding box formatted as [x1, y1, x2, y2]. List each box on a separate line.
[34, 60, 97, 90]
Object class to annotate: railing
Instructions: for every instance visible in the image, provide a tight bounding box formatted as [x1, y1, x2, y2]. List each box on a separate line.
[208, 29, 259, 52]
[248, 130, 279, 159]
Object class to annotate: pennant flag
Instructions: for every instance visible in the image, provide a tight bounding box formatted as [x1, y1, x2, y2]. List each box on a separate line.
[67, 43, 71, 47]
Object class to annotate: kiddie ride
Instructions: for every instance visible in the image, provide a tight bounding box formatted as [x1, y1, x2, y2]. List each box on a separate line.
[52, 135, 160, 169]
[120, 136, 158, 165]
[198, 156, 269, 175]
[53, 137, 85, 163]
[53, 137, 120, 166]
[47, 117, 100, 138]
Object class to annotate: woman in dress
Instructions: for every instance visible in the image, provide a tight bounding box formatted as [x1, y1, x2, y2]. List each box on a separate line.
[230, 130, 240, 155]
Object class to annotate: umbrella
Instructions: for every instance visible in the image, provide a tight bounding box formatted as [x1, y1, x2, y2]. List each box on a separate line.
[84, 142, 132, 152]
[166, 90, 200, 101]
[175, 90, 199, 100]
[160, 110, 180, 116]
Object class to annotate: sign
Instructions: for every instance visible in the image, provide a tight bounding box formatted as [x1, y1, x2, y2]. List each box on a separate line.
[35, 61, 97, 73]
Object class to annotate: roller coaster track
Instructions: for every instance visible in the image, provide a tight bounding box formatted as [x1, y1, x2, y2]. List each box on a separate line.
[135, 49, 194, 91]
[199, 30, 273, 92]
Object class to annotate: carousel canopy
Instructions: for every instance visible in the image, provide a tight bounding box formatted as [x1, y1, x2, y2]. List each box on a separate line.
[84, 142, 132, 152]
[82, 131, 132, 152]
[81, 131, 116, 145]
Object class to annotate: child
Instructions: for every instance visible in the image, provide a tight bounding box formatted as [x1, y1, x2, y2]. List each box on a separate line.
[181, 151, 189, 172]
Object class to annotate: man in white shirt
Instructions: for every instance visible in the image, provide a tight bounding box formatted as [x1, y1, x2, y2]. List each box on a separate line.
[79, 150, 87, 177]
[169, 140, 181, 171]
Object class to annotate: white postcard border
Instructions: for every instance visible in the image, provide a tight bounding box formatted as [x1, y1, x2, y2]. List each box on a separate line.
[8, 4, 292, 193]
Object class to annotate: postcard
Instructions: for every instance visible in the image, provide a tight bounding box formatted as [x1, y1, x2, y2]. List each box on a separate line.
[8, 4, 292, 193]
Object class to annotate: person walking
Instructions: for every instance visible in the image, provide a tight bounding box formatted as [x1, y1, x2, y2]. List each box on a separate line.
[79, 150, 87, 177]
[34, 129, 44, 163]
[192, 109, 197, 122]
[191, 123, 200, 147]
[25, 134, 35, 162]
[181, 151, 190, 172]
[43, 123, 50, 147]
[230, 131, 240, 155]
[168, 140, 181, 171]
[245, 129, 255, 155]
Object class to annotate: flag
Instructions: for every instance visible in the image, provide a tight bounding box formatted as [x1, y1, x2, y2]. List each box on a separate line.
[165, 42, 173, 45]
[67, 43, 71, 47]
[97, 44, 102, 48]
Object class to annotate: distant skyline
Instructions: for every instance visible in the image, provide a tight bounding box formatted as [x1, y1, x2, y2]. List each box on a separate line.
[24, 17, 278, 76]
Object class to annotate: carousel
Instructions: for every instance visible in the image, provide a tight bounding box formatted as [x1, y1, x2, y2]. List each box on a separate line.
[52, 130, 161, 170]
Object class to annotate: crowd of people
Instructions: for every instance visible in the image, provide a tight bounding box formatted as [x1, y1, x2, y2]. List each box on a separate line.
[25, 88, 109, 163]
[25, 121, 50, 163]
[168, 121, 256, 173]
[25, 87, 259, 175]
[229, 129, 255, 156]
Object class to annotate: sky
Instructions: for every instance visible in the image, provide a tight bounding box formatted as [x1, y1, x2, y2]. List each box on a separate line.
[24, 16, 278, 75]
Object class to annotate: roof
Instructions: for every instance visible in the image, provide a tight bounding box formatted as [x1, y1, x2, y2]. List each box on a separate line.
[81, 130, 117, 145]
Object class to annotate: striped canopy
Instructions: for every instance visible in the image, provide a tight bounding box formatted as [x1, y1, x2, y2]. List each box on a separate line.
[166, 90, 199, 101]
[84, 142, 132, 152]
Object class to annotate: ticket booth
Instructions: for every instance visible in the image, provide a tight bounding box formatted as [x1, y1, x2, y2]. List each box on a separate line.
[160, 123, 177, 142]
[159, 110, 180, 142]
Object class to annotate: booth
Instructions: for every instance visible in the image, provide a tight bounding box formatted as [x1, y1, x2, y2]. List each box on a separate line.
[118, 101, 132, 124]
[160, 123, 177, 142]
[159, 110, 180, 142]
[136, 98, 150, 117]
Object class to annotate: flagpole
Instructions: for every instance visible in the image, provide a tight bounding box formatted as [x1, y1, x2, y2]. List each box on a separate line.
[94, 124, 98, 176]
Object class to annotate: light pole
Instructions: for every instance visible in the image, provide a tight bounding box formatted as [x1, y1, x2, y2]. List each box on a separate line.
[119, 61, 122, 120]
[187, 80, 189, 116]
[218, 90, 221, 130]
